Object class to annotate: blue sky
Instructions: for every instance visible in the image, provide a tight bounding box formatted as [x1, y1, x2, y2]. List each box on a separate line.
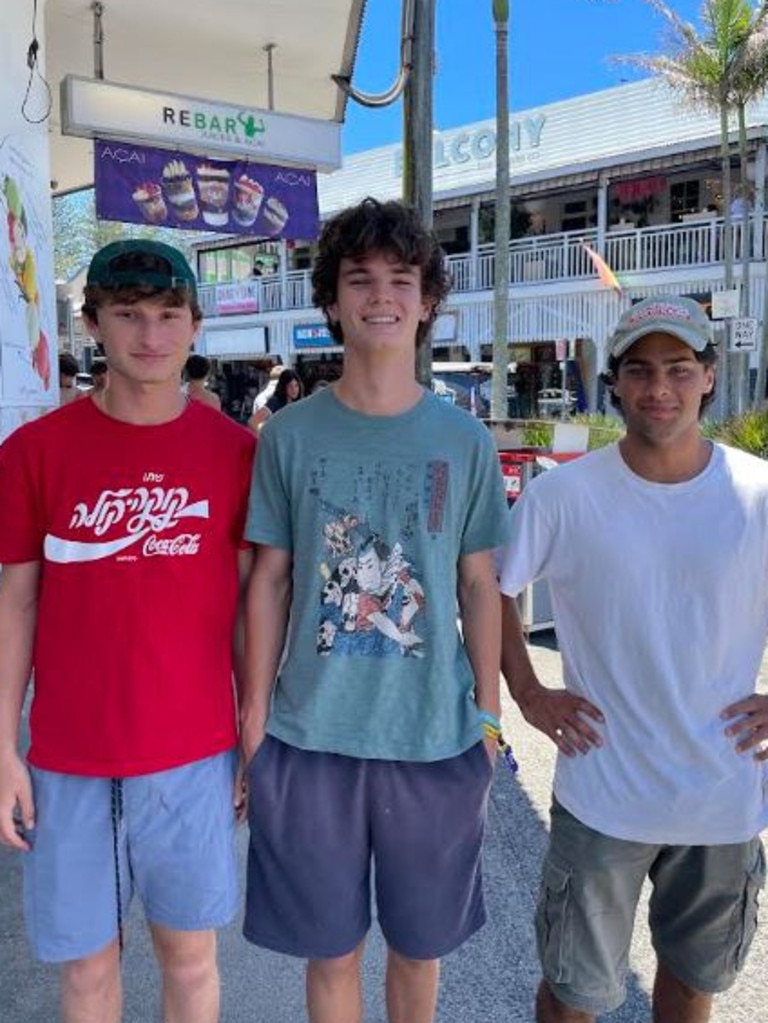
[342, 0, 703, 153]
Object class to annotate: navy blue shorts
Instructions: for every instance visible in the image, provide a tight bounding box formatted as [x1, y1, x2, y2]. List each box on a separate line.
[243, 736, 494, 960]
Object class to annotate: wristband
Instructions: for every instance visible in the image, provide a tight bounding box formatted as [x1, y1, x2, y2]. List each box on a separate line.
[478, 710, 501, 731]
[478, 710, 518, 774]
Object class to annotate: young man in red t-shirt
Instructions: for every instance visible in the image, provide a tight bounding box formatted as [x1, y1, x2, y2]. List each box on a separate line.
[0, 240, 255, 1023]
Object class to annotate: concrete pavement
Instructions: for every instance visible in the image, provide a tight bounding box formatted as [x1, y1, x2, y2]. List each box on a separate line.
[1, 635, 765, 1021]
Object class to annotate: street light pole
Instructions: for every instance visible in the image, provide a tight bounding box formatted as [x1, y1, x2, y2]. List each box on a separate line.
[491, 0, 510, 421]
[403, 0, 436, 387]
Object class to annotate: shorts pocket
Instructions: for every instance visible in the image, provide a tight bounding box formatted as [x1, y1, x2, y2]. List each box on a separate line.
[733, 841, 766, 972]
[536, 859, 573, 985]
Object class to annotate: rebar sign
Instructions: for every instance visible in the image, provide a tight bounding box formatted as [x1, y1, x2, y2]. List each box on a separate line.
[729, 317, 758, 353]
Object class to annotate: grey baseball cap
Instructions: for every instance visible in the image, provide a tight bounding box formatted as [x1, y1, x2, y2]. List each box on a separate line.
[608, 296, 714, 361]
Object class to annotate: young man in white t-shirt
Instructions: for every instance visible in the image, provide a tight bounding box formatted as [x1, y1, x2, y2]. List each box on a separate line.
[500, 295, 768, 1023]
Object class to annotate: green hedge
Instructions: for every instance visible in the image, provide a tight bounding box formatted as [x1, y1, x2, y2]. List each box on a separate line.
[703, 409, 768, 458]
[520, 410, 768, 457]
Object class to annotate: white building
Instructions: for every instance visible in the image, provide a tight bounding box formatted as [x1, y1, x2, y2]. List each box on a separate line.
[195, 77, 768, 418]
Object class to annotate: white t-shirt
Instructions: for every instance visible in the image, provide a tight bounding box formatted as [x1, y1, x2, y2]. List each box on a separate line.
[500, 442, 768, 844]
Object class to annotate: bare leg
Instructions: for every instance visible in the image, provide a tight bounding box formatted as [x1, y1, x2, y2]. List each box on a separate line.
[652, 962, 713, 1023]
[60, 940, 121, 1023]
[385, 949, 440, 1023]
[536, 981, 594, 1023]
[306, 942, 365, 1023]
[151, 925, 220, 1023]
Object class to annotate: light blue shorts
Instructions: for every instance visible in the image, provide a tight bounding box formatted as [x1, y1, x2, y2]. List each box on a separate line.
[23, 751, 239, 963]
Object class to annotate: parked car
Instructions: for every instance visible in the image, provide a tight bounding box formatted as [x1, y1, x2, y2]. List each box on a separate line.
[537, 388, 576, 417]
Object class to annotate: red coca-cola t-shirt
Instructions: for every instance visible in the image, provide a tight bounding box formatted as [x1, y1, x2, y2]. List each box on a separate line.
[0, 397, 256, 777]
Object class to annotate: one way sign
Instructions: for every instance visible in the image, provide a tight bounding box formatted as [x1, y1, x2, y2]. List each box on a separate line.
[729, 317, 759, 353]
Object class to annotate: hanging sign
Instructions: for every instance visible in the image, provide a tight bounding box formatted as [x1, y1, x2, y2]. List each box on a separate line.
[95, 140, 319, 240]
[711, 289, 740, 320]
[62, 76, 341, 170]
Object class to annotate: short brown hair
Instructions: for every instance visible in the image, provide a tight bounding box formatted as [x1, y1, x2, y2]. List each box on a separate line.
[82, 284, 203, 324]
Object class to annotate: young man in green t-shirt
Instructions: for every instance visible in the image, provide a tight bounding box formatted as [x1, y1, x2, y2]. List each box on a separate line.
[241, 198, 509, 1023]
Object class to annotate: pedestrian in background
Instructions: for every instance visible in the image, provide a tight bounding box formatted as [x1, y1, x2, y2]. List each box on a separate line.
[240, 198, 509, 1023]
[58, 350, 80, 406]
[185, 352, 222, 411]
[89, 357, 109, 394]
[247, 366, 303, 432]
[500, 295, 767, 1023]
[0, 239, 255, 1023]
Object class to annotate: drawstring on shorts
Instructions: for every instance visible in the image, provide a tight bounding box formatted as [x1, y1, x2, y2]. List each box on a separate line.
[110, 778, 125, 955]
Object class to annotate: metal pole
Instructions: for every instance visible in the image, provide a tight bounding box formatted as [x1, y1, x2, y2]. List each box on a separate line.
[92, 2, 104, 80]
[263, 43, 276, 110]
[491, 0, 510, 421]
[403, 0, 436, 387]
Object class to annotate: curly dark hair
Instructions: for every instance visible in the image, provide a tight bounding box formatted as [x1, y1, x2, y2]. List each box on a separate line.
[311, 197, 452, 349]
[600, 343, 718, 419]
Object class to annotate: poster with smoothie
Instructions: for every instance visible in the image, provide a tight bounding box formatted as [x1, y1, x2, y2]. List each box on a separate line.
[95, 140, 320, 240]
[0, 140, 57, 407]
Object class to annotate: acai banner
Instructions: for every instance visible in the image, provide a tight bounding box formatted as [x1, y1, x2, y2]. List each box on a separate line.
[95, 139, 319, 240]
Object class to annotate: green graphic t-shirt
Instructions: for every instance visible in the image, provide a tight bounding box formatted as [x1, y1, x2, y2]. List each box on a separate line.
[245, 387, 510, 761]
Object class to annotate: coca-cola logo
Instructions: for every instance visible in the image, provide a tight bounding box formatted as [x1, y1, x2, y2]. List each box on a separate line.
[143, 533, 201, 557]
[46, 482, 210, 565]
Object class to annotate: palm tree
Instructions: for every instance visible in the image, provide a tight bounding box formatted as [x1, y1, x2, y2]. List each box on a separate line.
[618, 0, 768, 416]
[732, 15, 768, 404]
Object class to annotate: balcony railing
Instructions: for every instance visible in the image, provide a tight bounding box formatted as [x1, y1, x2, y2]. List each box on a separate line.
[199, 215, 763, 318]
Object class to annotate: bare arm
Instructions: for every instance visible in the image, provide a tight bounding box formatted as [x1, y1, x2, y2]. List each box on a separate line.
[501, 592, 604, 756]
[231, 548, 255, 819]
[233, 548, 255, 703]
[201, 389, 222, 411]
[458, 551, 502, 760]
[240, 544, 292, 763]
[0, 562, 40, 849]
[246, 406, 271, 434]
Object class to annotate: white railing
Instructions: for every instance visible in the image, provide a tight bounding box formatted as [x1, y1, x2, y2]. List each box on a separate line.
[199, 216, 764, 318]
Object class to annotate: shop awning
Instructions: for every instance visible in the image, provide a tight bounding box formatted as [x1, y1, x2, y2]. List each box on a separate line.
[200, 326, 267, 358]
[434, 143, 728, 209]
[46, 1, 366, 195]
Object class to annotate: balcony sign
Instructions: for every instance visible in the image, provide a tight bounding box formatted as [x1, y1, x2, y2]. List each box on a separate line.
[95, 140, 319, 240]
[214, 282, 261, 316]
[62, 77, 341, 171]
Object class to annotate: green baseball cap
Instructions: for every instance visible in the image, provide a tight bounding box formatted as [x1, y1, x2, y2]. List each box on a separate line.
[86, 240, 197, 300]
